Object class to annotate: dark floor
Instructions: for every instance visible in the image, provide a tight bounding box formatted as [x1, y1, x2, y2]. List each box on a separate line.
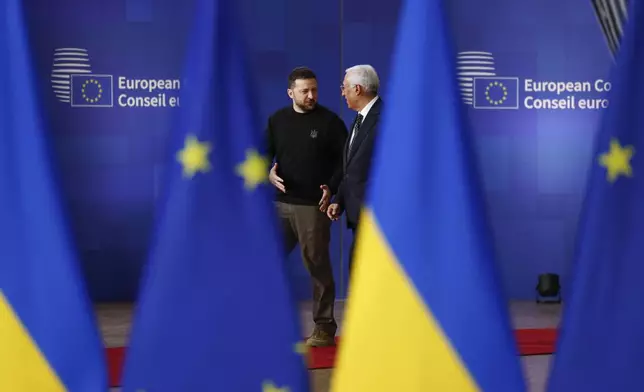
[102, 301, 560, 392]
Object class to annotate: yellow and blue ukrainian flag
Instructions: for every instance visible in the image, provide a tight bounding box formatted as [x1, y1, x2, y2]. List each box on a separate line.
[0, 0, 108, 390]
[330, 0, 526, 390]
[547, 1, 644, 391]
[121, 0, 308, 391]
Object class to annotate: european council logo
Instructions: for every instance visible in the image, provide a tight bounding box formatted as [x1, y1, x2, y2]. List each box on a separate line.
[456, 51, 497, 105]
[592, 0, 628, 58]
[473, 77, 519, 109]
[70, 74, 113, 107]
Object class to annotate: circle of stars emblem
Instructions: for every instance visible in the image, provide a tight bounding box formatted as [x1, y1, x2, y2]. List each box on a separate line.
[484, 81, 508, 106]
[81, 78, 103, 103]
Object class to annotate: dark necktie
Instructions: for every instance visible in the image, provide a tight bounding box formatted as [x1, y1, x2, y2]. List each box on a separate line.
[348, 113, 364, 155]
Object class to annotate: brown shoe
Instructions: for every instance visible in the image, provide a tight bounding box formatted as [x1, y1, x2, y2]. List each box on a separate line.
[306, 328, 336, 347]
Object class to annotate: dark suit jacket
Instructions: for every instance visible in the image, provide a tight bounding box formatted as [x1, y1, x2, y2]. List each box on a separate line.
[334, 97, 382, 228]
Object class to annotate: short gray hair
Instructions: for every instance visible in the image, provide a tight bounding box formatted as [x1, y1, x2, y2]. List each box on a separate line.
[345, 64, 380, 94]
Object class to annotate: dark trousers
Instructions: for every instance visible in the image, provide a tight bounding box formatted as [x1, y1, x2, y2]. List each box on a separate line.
[347, 221, 358, 273]
[276, 202, 337, 334]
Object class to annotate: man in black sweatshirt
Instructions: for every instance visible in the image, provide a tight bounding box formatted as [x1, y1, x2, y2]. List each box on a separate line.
[266, 67, 347, 347]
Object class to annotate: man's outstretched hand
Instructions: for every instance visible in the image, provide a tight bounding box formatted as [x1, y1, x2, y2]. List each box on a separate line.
[269, 163, 285, 193]
[319, 185, 331, 212]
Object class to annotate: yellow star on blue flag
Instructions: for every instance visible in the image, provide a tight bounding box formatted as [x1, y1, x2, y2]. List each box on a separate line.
[0, 0, 107, 390]
[263, 381, 290, 392]
[294, 341, 308, 356]
[547, 1, 644, 390]
[121, 0, 308, 390]
[235, 148, 269, 190]
[598, 138, 634, 183]
[176, 135, 212, 178]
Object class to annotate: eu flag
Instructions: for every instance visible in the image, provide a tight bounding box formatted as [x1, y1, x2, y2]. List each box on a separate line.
[0, 0, 107, 390]
[331, 0, 525, 390]
[473, 77, 520, 109]
[121, 0, 308, 391]
[70, 74, 114, 108]
[547, 1, 644, 391]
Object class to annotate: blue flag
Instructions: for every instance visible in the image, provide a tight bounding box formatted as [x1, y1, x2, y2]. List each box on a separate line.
[70, 75, 114, 108]
[0, 0, 107, 390]
[547, 2, 644, 391]
[472, 77, 520, 109]
[331, 0, 525, 390]
[121, 0, 308, 391]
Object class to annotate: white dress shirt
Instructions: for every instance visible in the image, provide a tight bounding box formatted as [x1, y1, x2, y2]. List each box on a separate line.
[349, 95, 380, 147]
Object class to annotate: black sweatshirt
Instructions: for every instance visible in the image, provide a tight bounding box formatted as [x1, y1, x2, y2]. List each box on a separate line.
[266, 104, 348, 205]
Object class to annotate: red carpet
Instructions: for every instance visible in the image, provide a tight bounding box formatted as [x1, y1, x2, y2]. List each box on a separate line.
[106, 328, 557, 387]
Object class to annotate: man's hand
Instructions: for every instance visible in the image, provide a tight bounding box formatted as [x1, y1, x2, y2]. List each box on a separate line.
[269, 163, 286, 193]
[327, 203, 342, 221]
[319, 185, 331, 212]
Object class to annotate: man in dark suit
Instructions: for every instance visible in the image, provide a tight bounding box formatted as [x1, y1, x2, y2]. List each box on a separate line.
[327, 64, 382, 268]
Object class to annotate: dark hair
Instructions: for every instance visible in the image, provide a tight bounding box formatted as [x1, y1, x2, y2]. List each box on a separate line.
[288, 67, 317, 88]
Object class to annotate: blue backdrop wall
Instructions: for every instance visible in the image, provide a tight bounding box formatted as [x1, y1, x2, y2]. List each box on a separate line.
[23, 0, 613, 301]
